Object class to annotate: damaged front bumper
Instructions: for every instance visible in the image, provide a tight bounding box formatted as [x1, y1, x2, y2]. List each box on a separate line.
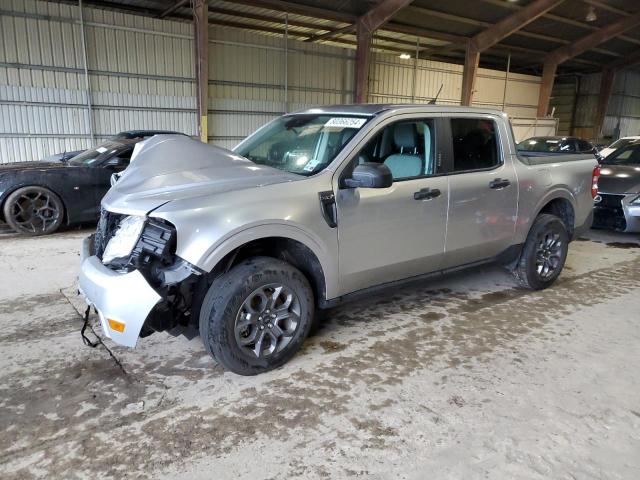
[78, 235, 162, 347]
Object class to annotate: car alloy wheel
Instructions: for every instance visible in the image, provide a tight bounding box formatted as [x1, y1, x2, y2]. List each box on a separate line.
[234, 283, 301, 358]
[4, 186, 64, 235]
[535, 232, 563, 279]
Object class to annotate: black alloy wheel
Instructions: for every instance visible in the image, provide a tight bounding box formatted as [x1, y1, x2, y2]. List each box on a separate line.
[3, 186, 65, 236]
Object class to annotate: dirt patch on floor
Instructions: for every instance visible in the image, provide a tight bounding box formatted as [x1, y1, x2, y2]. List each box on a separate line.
[2, 243, 640, 479]
[606, 242, 640, 249]
[318, 340, 348, 353]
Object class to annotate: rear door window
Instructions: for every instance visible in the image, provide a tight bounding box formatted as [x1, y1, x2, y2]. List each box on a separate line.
[450, 118, 500, 171]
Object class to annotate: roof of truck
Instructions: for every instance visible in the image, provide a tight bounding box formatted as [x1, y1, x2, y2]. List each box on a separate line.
[291, 104, 507, 117]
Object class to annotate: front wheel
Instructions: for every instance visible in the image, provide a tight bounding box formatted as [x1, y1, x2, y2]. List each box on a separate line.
[199, 257, 314, 375]
[3, 186, 65, 236]
[513, 213, 569, 290]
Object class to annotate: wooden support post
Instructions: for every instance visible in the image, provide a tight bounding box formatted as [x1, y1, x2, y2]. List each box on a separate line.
[353, 0, 415, 104]
[461, 45, 480, 106]
[594, 68, 615, 139]
[537, 61, 557, 117]
[194, 0, 209, 143]
[355, 19, 372, 104]
[78, 0, 95, 143]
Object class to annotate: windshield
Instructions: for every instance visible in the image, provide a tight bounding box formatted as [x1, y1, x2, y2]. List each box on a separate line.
[234, 114, 369, 175]
[601, 143, 640, 165]
[517, 138, 572, 152]
[70, 139, 136, 166]
[607, 138, 635, 150]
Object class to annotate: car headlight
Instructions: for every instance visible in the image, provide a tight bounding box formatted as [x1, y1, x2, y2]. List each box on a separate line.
[102, 216, 146, 264]
[630, 195, 640, 205]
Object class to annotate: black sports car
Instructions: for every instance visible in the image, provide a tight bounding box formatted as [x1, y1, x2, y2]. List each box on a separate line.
[0, 130, 186, 236]
[517, 136, 599, 156]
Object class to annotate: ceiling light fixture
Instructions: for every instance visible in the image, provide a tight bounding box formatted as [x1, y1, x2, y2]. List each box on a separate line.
[399, 53, 411, 59]
[586, 6, 597, 22]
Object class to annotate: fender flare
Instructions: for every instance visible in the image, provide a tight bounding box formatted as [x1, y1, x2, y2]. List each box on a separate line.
[197, 222, 339, 299]
[532, 187, 576, 218]
[516, 187, 577, 244]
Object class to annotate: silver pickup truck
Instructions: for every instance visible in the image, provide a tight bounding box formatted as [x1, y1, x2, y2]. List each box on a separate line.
[79, 105, 599, 375]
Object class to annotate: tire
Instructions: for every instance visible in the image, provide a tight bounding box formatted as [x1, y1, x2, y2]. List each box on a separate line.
[513, 213, 569, 290]
[199, 256, 314, 375]
[3, 186, 65, 236]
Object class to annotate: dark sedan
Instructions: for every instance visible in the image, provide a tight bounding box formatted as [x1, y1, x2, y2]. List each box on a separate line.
[593, 140, 640, 233]
[0, 130, 185, 235]
[517, 136, 599, 156]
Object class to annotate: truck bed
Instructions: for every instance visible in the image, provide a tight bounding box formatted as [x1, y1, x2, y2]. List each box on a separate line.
[517, 153, 596, 166]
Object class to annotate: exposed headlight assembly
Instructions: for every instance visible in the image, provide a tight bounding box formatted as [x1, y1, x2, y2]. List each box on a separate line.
[102, 215, 146, 264]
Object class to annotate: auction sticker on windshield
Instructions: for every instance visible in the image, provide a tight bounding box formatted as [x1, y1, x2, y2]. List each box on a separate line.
[325, 117, 367, 129]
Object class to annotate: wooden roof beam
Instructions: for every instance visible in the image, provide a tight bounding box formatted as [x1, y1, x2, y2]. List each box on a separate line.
[538, 11, 640, 117]
[358, 0, 415, 33]
[230, 0, 356, 23]
[606, 48, 640, 71]
[303, 24, 356, 43]
[158, 0, 189, 19]
[406, 5, 621, 58]
[470, 0, 565, 51]
[546, 11, 640, 65]
[233, 0, 462, 45]
[479, 0, 640, 47]
[462, 0, 565, 105]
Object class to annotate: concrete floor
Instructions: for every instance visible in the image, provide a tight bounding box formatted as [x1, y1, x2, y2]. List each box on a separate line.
[0, 225, 639, 479]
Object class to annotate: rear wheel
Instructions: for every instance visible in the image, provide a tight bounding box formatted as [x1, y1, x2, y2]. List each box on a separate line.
[3, 186, 65, 236]
[513, 213, 569, 290]
[199, 256, 314, 375]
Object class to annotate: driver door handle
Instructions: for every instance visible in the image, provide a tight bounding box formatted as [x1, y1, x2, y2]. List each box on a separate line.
[489, 178, 511, 189]
[414, 188, 441, 200]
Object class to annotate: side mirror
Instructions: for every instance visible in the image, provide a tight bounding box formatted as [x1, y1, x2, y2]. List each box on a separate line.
[343, 162, 393, 189]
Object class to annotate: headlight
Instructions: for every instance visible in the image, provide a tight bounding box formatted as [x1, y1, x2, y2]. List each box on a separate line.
[102, 216, 146, 264]
[630, 195, 640, 205]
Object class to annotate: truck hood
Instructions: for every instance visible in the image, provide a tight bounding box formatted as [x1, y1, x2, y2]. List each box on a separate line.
[102, 135, 301, 215]
[598, 164, 640, 194]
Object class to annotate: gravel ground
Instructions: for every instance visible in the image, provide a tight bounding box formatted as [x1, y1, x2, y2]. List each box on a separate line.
[0, 226, 639, 479]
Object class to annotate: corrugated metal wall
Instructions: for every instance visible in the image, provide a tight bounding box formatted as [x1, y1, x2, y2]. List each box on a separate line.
[0, 0, 197, 162]
[0, 0, 548, 162]
[369, 51, 542, 118]
[573, 70, 640, 141]
[207, 28, 354, 149]
[550, 79, 577, 136]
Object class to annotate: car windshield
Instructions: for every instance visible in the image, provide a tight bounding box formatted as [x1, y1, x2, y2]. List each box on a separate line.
[601, 143, 640, 165]
[234, 114, 369, 175]
[70, 139, 136, 166]
[607, 138, 635, 150]
[517, 138, 570, 152]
